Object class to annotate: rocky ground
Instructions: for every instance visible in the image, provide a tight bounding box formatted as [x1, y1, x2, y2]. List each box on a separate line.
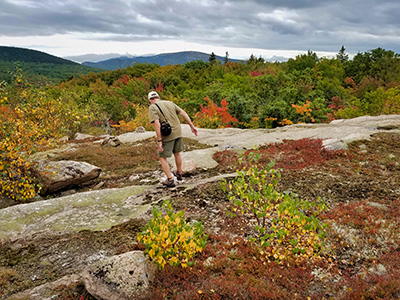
[1, 116, 400, 299]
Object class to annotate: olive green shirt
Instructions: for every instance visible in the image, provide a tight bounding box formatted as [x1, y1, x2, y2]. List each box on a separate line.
[149, 100, 183, 142]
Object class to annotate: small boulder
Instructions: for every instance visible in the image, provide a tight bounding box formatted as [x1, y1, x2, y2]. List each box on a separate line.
[368, 264, 388, 276]
[135, 126, 146, 133]
[322, 138, 348, 150]
[101, 136, 121, 147]
[182, 160, 197, 175]
[58, 136, 69, 143]
[82, 251, 155, 300]
[74, 133, 94, 140]
[35, 160, 101, 195]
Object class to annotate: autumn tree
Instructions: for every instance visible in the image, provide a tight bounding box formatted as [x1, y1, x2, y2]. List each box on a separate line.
[286, 50, 319, 72]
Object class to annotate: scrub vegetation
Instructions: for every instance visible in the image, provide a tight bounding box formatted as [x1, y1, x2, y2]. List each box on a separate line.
[0, 46, 400, 299]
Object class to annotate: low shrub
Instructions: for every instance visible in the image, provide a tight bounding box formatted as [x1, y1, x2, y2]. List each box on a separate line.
[137, 201, 207, 269]
[214, 138, 348, 172]
[221, 158, 329, 262]
[142, 234, 324, 300]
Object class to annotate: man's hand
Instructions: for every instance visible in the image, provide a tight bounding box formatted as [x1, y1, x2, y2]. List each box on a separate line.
[179, 110, 198, 136]
[158, 141, 164, 152]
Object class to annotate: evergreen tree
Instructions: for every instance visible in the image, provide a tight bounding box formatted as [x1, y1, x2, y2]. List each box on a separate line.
[224, 51, 229, 64]
[209, 52, 217, 64]
[247, 54, 257, 64]
[337, 45, 349, 64]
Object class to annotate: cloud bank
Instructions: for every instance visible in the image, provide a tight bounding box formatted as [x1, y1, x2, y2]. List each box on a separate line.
[1, 0, 400, 57]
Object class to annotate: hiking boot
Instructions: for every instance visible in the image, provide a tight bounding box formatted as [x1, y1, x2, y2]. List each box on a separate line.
[162, 177, 176, 187]
[173, 170, 183, 181]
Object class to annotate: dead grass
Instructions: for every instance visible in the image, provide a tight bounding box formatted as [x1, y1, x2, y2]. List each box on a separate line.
[51, 137, 210, 179]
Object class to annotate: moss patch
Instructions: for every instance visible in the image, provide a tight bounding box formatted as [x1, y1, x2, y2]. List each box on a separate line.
[0, 185, 153, 242]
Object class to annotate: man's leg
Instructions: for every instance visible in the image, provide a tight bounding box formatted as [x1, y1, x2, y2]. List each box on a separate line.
[173, 152, 182, 173]
[159, 157, 173, 179]
[172, 138, 184, 181]
[158, 140, 176, 187]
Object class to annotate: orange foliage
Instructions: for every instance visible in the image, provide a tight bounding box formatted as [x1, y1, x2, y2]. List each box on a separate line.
[193, 97, 238, 129]
[292, 100, 315, 123]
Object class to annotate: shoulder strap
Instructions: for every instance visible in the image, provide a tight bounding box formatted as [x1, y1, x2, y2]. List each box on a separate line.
[154, 103, 168, 121]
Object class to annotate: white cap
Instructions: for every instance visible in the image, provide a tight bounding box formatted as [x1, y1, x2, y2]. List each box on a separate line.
[148, 91, 160, 100]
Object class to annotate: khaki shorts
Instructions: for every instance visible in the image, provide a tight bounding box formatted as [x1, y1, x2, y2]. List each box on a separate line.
[159, 137, 184, 158]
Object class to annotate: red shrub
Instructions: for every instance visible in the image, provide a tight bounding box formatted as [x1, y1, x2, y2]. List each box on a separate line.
[141, 234, 325, 300]
[113, 75, 131, 87]
[213, 150, 239, 170]
[250, 71, 263, 77]
[246, 138, 347, 170]
[214, 138, 347, 171]
[323, 201, 386, 231]
[194, 97, 239, 128]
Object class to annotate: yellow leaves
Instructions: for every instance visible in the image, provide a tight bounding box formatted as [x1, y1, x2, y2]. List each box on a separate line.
[170, 257, 179, 265]
[174, 216, 181, 225]
[137, 201, 207, 270]
[225, 162, 328, 264]
[148, 249, 156, 258]
[0, 78, 84, 202]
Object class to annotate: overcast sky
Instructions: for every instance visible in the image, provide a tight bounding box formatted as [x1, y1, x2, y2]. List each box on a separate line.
[1, 0, 400, 61]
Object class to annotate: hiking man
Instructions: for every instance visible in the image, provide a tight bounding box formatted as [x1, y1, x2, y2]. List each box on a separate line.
[148, 91, 198, 187]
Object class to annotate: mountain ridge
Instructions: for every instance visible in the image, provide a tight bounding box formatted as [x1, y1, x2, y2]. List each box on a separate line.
[64, 53, 125, 63]
[0, 46, 101, 83]
[0, 46, 79, 65]
[82, 51, 243, 70]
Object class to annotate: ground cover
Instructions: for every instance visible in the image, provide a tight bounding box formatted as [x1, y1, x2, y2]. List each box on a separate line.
[0, 132, 399, 299]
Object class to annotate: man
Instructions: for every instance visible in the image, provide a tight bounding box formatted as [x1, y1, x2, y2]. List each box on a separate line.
[148, 91, 198, 187]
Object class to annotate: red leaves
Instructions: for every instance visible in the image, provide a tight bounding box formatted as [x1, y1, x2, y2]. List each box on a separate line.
[249, 138, 346, 170]
[250, 70, 263, 77]
[214, 138, 347, 172]
[154, 81, 164, 93]
[345, 76, 356, 88]
[194, 97, 238, 128]
[114, 74, 131, 87]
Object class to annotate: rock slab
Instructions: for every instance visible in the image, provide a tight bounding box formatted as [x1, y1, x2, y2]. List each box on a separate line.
[180, 114, 400, 149]
[35, 160, 102, 195]
[0, 185, 151, 243]
[82, 251, 155, 300]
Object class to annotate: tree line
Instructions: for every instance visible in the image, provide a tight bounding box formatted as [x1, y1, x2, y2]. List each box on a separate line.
[1, 46, 400, 201]
[51, 46, 400, 130]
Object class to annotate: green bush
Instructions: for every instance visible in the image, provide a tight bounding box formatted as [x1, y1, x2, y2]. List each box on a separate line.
[221, 157, 329, 262]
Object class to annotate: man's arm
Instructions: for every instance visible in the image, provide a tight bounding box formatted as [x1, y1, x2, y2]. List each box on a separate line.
[179, 110, 198, 136]
[153, 119, 164, 151]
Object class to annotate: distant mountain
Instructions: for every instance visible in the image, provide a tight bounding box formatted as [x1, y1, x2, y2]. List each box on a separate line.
[0, 46, 79, 65]
[0, 46, 101, 84]
[83, 51, 243, 70]
[64, 53, 125, 63]
[267, 55, 289, 62]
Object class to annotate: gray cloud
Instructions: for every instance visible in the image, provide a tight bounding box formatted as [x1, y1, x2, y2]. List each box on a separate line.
[1, 0, 400, 55]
